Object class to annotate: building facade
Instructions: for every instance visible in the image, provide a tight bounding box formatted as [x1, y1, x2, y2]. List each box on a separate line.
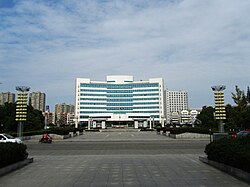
[165, 90, 188, 124]
[0, 92, 15, 105]
[75, 75, 165, 128]
[55, 103, 74, 114]
[54, 103, 75, 126]
[29, 92, 46, 112]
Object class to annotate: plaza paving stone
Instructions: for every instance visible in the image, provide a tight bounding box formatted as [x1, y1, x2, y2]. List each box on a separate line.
[0, 131, 249, 187]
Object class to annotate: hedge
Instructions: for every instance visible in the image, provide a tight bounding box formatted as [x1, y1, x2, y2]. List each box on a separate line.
[205, 135, 250, 172]
[168, 127, 211, 135]
[6, 127, 85, 137]
[0, 143, 28, 168]
[50, 127, 84, 135]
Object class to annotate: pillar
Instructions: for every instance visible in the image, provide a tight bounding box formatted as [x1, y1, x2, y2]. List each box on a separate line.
[93, 121, 96, 128]
[101, 121, 106, 129]
[134, 121, 138, 129]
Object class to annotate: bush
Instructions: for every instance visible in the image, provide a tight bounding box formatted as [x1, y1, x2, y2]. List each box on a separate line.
[7, 130, 50, 137]
[50, 127, 83, 135]
[169, 127, 211, 135]
[140, 127, 154, 131]
[205, 135, 250, 172]
[0, 143, 28, 168]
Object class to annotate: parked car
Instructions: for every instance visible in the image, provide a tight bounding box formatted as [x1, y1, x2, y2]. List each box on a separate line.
[0, 134, 22, 144]
[231, 130, 250, 139]
[236, 130, 250, 138]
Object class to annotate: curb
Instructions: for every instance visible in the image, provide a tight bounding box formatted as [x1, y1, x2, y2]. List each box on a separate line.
[0, 158, 33, 177]
[199, 156, 250, 183]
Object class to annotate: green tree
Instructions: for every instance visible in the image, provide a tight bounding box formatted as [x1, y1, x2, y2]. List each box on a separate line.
[225, 104, 239, 130]
[247, 86, 250, 104]
[231, 86, 249, 129]
[25, 105, 44, 131]
[196, 106, 217, 129]
[232, 86, 247, 111]
[0, 103, 17, 132]
[0, 103, 44, 132]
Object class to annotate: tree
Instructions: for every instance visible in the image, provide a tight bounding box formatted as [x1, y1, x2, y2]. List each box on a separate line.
[225, 104, 239, 130]
[0, 103, 17, 132]
[247, 86, 250, 104]
[232, 86, 250, 129]
[25, 105, 44, 131]
[196, 106, 217, 129]
[0, 103, 44, 132]
[231, 86, 247, 111]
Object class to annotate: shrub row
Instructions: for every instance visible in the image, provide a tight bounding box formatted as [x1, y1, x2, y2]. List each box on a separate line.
[50, 127, 84, 135]
[205, 135, 250, 172]
[140, 127, 154, 131]
[155, 127, 211, 134]
[0, 143, 28, 168]
[7, 128, 85, 137]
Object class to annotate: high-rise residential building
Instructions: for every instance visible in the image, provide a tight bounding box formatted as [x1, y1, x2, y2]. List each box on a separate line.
[55, 103, 75, 114]
[54, 103, 75, 126]
[67, 113, 75, 126]
[0, 92, 15, 105]
[165, 90, 188, 124]
[75, 75, 165, 128]
[43, 111, 55, 126]
[29, 92, 46, 112]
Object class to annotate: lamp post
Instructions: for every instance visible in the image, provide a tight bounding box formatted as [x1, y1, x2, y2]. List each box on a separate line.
[15, 86, 30, 139]
[211, 85, 226, 133]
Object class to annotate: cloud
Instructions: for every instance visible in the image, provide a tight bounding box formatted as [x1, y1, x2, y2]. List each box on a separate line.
[0, 0, 250, 109]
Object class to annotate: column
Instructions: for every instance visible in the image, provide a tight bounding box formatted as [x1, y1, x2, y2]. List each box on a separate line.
[101, 121, 106, 129]
[134, 121, 138, 129]
[88, 119, 91, 130]
[93, 121, 96, 128]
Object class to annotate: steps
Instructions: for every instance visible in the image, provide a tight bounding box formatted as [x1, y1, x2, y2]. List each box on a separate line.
[100, 127, 140, 132]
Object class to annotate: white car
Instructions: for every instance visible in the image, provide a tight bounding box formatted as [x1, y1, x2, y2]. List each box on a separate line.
[0, 134, 22, 144]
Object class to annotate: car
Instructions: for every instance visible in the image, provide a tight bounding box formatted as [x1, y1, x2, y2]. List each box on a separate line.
[236, 130, 250, 138]
[231, 130, 250, 139]
[0, 134, 22, 144]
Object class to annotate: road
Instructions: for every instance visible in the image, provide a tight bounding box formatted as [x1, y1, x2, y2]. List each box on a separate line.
[0, 131, 249, 187]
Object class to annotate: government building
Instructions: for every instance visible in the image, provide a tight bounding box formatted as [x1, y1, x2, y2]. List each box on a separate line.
[75, 75, 165, 128]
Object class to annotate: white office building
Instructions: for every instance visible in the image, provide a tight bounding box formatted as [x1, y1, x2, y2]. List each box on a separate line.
[165, 90, 188, 124]
[75, 75, 165, 128]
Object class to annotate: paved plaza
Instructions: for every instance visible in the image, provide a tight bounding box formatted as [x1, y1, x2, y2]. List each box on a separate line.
[0, 131, 249, 187]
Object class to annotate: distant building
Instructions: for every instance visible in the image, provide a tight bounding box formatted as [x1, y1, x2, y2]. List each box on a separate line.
[0, 92, 15, 105]
[43, 111, 55, 126]
[170, 109, 200, 126]
[165, 90, 188, 124]
[67, 113, 75, 126]
[56, 112, 67, 126]
[75, 75, 165, 128]
[29, 92, 46, 112]
[54, 103, 75, 126]
[55, 103, 74, 114]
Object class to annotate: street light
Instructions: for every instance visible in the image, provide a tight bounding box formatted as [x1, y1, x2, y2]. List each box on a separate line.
[15, 86, 30, 139]
[211, 85, 226, 133]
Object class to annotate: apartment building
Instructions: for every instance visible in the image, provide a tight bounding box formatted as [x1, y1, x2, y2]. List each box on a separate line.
[0, 92, 15, 105]
[165, 90, 188, 124]
[29, 92, 46, 112]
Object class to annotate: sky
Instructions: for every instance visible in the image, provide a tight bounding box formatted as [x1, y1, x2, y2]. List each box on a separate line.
[0, 0, 250, 111]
